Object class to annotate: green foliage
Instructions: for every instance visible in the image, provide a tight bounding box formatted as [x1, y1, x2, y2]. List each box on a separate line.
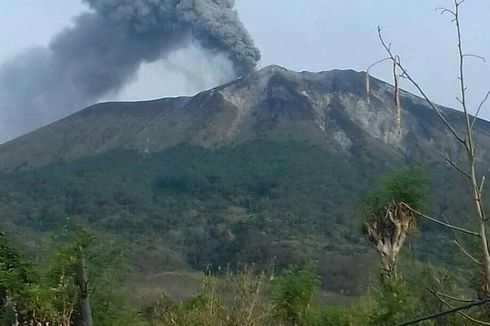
[0, 227, 144, 325]
[310, 306, 355, 326]
[1, 230, 478, 326]
[355, 264, 473, 326]
[0, 231, 71, 324]
[362, 167, 430, 222]
[0, 140, 474, 284]
[0, 141, 378, 286]
[0, 233, 32, 295]
[148, 265, 327, 326]
[147, 265, 472, 326]
[56, 226, 144, 326]
[361, 277, 420, 325]
[89, 249, 144, 326]
[0, 233, 35, 323]
[270, 264, 321, 325]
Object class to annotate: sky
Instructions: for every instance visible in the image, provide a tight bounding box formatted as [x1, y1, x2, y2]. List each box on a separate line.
[0, 0, 489, 130]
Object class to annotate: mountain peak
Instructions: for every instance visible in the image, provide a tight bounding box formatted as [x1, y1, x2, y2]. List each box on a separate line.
[250, 65, 364, 85]
[258, 64, 289, 73]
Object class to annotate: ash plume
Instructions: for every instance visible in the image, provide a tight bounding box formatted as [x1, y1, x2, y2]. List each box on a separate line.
[0, 0, 260, 142]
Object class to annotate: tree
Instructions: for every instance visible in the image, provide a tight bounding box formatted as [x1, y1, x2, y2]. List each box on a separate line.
[374, 0, 490, 322]
[362, 168, 429, 279]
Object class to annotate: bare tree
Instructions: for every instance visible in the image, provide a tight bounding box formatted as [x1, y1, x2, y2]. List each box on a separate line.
[376, 0, 490, 322]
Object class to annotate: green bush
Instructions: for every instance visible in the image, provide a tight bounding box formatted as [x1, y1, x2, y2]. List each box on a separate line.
[270, 264, 321, 325]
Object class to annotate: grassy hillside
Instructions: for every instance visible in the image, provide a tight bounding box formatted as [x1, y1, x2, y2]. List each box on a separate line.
[0, 139, 477, 296]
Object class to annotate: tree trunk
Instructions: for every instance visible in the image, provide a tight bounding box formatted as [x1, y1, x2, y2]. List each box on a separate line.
[364, 202, 414, 280]
[76, 246, 93, 326]
[12, 304, 19, 326]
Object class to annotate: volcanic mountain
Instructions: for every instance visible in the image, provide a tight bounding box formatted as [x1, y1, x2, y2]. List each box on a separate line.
[1, 65, 489, 298]
[1, 65, 488, 170]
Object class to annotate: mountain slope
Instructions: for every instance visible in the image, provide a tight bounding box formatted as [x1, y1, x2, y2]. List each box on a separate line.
[1, 65, 489, 170]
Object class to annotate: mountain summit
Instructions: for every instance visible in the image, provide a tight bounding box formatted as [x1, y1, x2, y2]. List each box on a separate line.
[0, 65, 489, 170]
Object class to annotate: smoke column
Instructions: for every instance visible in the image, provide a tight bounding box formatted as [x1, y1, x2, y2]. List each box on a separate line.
[0, 0, 261, 142]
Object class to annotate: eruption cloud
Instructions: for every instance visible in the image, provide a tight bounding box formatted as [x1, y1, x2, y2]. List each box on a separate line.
[0, 0, 261, 142]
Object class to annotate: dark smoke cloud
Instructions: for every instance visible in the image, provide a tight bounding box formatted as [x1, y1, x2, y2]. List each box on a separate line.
[0, 0, 260, 142]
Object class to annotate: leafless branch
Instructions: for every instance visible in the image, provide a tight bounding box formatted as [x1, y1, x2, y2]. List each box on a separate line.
[365, 57, 392, 99]
[428, 289, 490, 325]
[367, 57, 392, 72]
[428, 289, 475, 303]
[480, 176, 486, 195]
[393, 56, 402, 134]
[471, 90, 490, 130]
[439, 151, 471, 179]
[401, 202, 480, 237]
[377, 27, 465, 144]
[462, 54, 487, 63]
[454, 0, 473, 142]
[453, 240, 483, 265]
[436, 7, 456, 18]
[441, 214, 484, 265]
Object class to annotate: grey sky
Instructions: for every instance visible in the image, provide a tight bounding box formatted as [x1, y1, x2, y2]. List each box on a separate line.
[1, 0, 489, 123]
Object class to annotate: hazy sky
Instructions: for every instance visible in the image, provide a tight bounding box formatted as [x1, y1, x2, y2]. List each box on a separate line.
[1, 0, 490, 122]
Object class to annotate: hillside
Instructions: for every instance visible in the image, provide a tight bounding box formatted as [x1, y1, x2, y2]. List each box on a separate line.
[1, 65, 489, 299]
